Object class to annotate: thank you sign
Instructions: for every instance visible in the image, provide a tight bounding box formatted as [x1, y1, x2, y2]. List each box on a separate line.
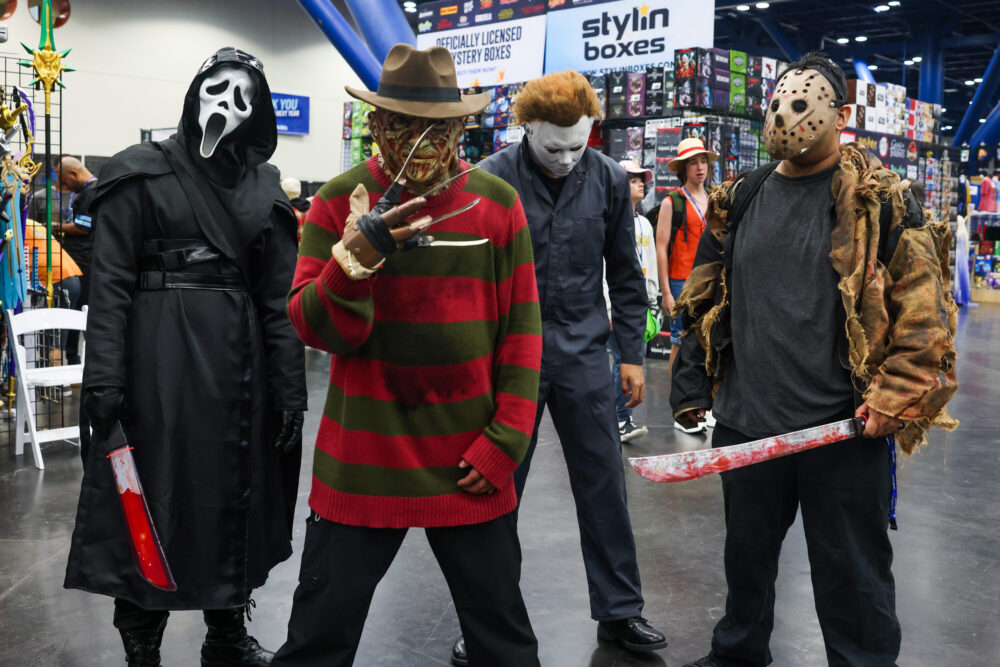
[271, 93, 310, 135]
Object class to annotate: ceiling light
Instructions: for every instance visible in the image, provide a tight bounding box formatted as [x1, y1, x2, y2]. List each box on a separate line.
[974, 77, 983, 83]
[941, 107, 947, 112]
[403, 0, 416, 6]
[904, 59, 914, 66]
[836, 37, 850, 44]
[736, 4, 751, 9]
[888, 0, 900, 5]
[943, 126, 952, 131]
[965, 80, 976, 85]
[981, 118, 987, 123]
[755, 2, 770, 8]
[855, 35, 868, 42]
[875, 5, 890, 11]
[869, 65, 878, 70]
[404, 5, 416, 11]
[912, 56, 922, 62]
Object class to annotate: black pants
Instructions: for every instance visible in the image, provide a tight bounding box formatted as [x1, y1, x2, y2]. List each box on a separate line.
[709, 422, 900, 667]
[513, 343, 644, 621]
[112, 598, 240, 632]
[272, 512, 538, 667]
[63, 270, 88, 365]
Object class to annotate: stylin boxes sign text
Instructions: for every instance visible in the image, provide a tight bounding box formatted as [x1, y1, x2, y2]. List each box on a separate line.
[544, 0, 713, 75]
[416, 0, 547, 87]
[271, 93, 310, 135]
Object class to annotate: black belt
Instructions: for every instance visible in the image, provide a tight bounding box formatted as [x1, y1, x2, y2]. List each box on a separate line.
[139, 271, 244, 291]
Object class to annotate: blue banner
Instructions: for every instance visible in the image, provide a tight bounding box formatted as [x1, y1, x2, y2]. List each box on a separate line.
[271, 93, 310, 135]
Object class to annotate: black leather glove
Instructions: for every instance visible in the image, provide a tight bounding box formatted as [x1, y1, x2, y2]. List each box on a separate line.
[83, 387, 127, 440]
[273, 410, 304, 453]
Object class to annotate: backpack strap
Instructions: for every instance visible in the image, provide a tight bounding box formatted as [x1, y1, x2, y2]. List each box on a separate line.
[670, 189, 688, 242]
[726, 160, 781, 236]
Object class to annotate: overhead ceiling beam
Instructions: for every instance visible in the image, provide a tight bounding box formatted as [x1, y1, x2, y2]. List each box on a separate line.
[954, 42, 1000, 145]
[755, 17, 804, 61]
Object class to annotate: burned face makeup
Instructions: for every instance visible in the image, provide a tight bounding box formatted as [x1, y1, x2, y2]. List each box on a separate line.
[370, 110, 464, 188]
[764, 68, 840, 160]
[524, 116, 593, 178]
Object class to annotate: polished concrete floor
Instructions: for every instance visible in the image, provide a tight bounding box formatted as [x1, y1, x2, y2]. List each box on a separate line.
[2, 303, 998, 666]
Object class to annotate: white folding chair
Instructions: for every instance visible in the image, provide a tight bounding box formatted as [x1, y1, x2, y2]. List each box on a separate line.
[5, 306, 87, 469]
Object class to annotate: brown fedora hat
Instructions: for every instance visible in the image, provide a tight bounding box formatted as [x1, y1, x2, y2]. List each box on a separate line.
[346, 44, 490, 119]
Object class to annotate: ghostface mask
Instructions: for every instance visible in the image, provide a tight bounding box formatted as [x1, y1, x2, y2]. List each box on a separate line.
[524, 116, 594, 178]
[198, 64, 256, 159]
[764, 67, 842, 160]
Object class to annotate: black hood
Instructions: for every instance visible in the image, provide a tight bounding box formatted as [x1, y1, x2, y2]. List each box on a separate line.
[177, 47, 277, 187]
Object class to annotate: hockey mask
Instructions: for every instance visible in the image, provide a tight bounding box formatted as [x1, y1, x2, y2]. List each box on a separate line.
[764, 68, 841, 160]
[197, 65, 257, 159]
[371, 110, 464, 190]
[524, 116, 593, 178]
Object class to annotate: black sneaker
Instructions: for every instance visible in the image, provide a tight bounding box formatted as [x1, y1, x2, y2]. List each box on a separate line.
[619, 417, 649, 443]
[597, 616, 667, 652]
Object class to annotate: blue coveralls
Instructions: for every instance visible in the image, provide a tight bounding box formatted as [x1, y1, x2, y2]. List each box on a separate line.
[481, 141, 648, 621]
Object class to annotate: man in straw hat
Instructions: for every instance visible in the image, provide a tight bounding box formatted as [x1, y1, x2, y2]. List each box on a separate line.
[273, 45, 542, 666]
[671, 52, 956, 667]
[458, 70, 667, 661]
[655, 137, 718, 433]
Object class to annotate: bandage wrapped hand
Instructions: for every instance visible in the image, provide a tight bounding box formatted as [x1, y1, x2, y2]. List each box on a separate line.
[334, 183, 433, 277]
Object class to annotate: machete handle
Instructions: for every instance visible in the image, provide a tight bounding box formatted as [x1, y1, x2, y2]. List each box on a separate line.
[852, 415, 867, 435]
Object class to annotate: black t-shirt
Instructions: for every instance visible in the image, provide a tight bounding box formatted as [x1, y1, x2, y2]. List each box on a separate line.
[60, 179, 97, 271]
[713, 163, 855, 437]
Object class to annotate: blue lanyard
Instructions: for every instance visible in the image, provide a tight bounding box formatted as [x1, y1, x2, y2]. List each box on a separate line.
[886, 435, 898, 531]
[681, 186, 708, 230]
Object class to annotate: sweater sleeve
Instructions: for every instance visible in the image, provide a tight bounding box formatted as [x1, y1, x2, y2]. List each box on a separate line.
[461, 198, 542, 488]
[286, 192, 377, 355]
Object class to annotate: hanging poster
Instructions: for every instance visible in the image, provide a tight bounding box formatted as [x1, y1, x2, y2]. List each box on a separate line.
[544, 0, 714, 75]
[271, 93, 310, 135]
[416, 0, 548, 87]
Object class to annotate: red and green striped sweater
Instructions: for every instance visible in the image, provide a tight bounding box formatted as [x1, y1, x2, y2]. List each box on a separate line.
[288, 157, 542, 528]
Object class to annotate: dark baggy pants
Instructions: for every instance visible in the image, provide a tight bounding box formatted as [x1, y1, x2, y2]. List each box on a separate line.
[272, 512, 538, 667]
[708, 421, 901, 667]
[514, 345, 644, 622]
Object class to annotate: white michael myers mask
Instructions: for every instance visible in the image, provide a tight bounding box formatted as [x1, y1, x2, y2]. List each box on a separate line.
[524, 116, 594, 178]
[198, 65, 256, 159]
[764, 68, 840, 160]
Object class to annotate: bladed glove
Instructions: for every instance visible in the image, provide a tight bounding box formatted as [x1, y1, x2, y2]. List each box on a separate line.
[273, 410, 304, 453]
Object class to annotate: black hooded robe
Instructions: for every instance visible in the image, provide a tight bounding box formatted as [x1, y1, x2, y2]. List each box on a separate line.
[64, 50, 306, 610]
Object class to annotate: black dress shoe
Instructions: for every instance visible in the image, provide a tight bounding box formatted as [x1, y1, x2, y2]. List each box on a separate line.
[597, 616, 667, 652]
[450, 635, 469, 666]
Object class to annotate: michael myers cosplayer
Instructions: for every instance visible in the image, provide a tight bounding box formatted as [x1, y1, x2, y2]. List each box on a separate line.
[64, 48, 307, 667]
[671, 53, 957, 667]
[468, 70, 667, 658]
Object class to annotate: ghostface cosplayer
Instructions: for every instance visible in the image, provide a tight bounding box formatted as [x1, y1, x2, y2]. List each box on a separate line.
[671, 53, 957, 667]
[64, 48, 306, 666]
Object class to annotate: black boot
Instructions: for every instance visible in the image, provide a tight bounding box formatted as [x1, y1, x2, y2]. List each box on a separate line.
[201, 608, 273, 667]
[119, 620, 166, 667]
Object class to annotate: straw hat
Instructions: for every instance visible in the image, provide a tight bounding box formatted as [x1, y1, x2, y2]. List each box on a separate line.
[668, 137, 719, 174]
[618, 159, 653, 185]
[346, 44, 490, 119]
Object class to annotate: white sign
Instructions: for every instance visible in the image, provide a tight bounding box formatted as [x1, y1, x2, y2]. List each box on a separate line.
[544, 0, 714, 75]
[417, 15, 547, 87]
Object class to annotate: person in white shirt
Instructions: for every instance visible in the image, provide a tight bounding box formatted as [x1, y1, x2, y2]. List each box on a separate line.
[606, 160, 659, 442]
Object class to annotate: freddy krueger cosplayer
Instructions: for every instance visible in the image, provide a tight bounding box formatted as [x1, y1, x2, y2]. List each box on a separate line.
[671, 53, 958, 667]
[272, 45, 542, 667]
[64, 48, 307, 667]
[454, 70, 666, 663]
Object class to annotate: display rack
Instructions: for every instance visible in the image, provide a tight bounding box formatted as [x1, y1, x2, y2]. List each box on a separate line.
[0, 51, 70, 450]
